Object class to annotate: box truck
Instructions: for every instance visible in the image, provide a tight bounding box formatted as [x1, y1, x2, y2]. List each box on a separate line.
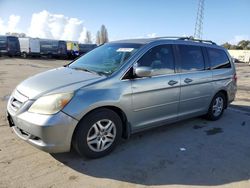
[0, 35, 20, 57]
[18, 37, 40, 58]
[40, 39, 67, 58]
[78, 44, 97, 55]
[66, 41, 79, 59]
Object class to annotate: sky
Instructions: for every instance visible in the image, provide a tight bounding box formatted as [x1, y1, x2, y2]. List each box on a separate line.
[0, 0, 249, 44]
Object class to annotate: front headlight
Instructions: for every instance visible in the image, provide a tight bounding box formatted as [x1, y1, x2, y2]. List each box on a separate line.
[28, 92, 74, 115]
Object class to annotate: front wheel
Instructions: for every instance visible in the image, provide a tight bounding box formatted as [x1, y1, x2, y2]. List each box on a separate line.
[205, 92, 226, 121]
[72, 109, 122, 158]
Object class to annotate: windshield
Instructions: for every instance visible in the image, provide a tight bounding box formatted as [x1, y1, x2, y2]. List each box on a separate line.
[69, 43, 142, 75]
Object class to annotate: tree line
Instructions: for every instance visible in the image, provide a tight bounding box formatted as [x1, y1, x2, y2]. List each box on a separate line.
[5, 24, 109, 46]
[222, 40, 250, 50]
[83, 24, 109, 45]
[8, 28, 250, 50]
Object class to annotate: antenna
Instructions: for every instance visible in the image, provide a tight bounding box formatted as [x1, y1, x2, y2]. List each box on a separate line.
[194, 0, 205, 39]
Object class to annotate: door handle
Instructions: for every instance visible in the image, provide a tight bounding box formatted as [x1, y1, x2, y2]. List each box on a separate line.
[184, 78, 193, 83]
[168, 80, 178, 86]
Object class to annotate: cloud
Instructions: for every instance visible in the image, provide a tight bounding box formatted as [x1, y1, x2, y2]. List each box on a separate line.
[7, 15, 20, 32]
[0, 18, 5, 34]
[0, 15, 21, 34]
[146, 33, 157, 38]
[61, 18, 84, 41]
[135, 33, 158, 39]
[28, 10, 87, 42]
[28, 10, 52, 38]
[78, 27, 87, 43]
[230, 35, 250, 45]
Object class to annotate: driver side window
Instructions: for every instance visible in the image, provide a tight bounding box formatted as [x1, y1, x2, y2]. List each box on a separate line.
[137, 45, 175, 76]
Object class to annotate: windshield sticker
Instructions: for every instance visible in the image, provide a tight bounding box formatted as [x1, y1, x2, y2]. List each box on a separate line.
[116, 48, 134, 52]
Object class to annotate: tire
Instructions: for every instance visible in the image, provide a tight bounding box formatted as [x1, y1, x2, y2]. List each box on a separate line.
[47, 54, 52, 59]
[205, 92, 226, 121]
[22, 52, 27, 58]
[72, 109, 122, 158]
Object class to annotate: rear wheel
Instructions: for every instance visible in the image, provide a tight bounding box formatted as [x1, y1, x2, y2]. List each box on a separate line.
[73, 109, 122, 158]
[205, 92, 226, 121]
[22, 52, 27, 58]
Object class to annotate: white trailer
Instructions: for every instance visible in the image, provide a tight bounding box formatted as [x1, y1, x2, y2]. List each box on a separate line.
[18, 37, 40, 58]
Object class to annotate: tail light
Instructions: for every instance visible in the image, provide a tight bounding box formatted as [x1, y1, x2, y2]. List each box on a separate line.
[233, 73, 237, 83]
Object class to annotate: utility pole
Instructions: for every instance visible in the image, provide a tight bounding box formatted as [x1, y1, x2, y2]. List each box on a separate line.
[194, 0, 205, 39]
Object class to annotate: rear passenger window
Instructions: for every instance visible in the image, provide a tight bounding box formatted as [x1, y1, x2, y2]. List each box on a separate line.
[137, 45, 175, 76]
[178, 45, 205, 72]
[207, 48, 231, 69]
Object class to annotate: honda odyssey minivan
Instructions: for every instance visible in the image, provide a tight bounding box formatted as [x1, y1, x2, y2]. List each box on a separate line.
[7, 37, 237, 158]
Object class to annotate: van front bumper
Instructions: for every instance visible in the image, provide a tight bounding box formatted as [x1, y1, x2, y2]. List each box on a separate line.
[7, 110, 78, 153]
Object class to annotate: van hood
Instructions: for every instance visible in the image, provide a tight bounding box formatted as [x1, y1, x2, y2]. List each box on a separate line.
[16, 67, 103, 99]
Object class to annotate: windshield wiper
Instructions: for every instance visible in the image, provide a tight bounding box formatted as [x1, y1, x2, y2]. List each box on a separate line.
[71, 67, 104, 76]
[95, 71, 109, 76]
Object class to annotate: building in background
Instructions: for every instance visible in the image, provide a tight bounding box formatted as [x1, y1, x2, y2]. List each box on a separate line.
[228, 50, 250, 63]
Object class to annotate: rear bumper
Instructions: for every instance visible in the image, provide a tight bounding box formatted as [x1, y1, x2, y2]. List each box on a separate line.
[7, 110, 78, 153]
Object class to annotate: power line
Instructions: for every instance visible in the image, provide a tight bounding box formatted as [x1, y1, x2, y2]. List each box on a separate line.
[194, 0, 205, 39]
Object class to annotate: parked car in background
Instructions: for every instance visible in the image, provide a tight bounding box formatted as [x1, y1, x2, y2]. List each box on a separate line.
[66, 41, 79, 59]
[0, 35, 20, 57]
[40, 39, 67, 59]
[78, 43, 97, 55]
[7, 37, 237, 159]
[18, 37, 40, 58]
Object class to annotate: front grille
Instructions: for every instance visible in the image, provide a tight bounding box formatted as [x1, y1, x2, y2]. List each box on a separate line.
[10, 90, 28, 112]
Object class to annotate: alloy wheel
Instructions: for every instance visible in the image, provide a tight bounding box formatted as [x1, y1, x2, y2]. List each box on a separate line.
[87, 119, 116, 152]
[212, 96, 224, 117]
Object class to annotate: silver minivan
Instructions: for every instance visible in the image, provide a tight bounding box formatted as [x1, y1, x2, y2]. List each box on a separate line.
[7, 37, 237, 158]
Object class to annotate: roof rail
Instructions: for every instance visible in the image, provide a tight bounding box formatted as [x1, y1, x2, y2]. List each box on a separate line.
[179, 36, 217, 45]
[154, 36, 185, 40]
[155, 36, 217, 45]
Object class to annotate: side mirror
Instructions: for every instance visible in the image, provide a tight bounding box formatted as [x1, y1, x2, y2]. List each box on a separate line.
[134, 66, 152, 77]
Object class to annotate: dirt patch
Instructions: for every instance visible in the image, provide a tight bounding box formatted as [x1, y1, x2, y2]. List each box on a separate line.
[68, 175, 78, 181]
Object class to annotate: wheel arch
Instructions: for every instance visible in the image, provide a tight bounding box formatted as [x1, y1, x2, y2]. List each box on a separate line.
[214, 89, 228, 108]
[72, 106, 131, 142]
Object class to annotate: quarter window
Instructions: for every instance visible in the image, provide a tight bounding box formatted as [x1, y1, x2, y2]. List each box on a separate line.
[178, 45, 205, 72]
[207, 48, 231, 69]
[137, 45, 175, 76]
